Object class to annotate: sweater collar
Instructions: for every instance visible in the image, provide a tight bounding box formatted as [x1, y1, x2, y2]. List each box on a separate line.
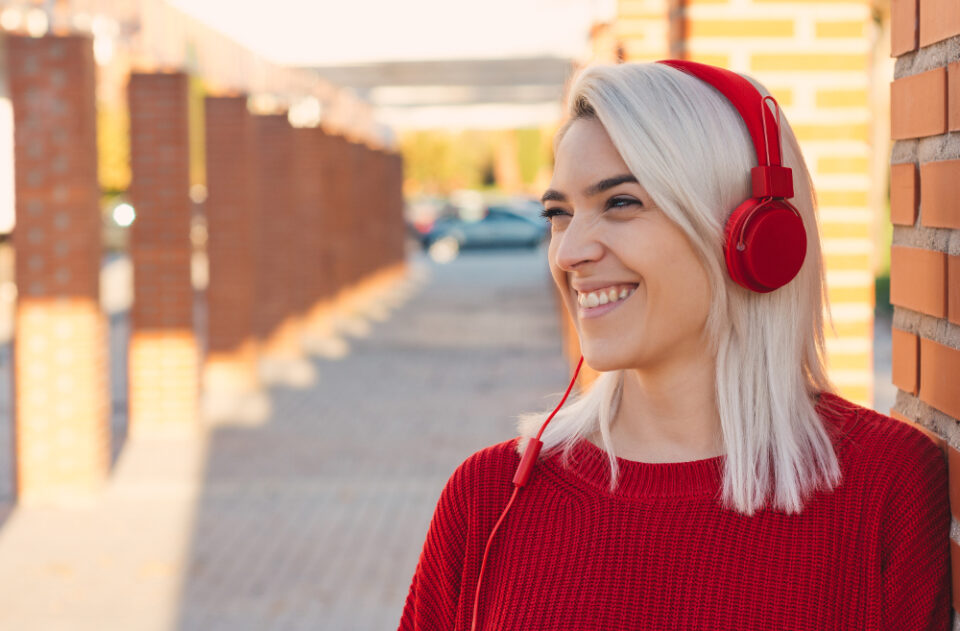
[545, 437, 725, 499]
[541, 391, 840, 500]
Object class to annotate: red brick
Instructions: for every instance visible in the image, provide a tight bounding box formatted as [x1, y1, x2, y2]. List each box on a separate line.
[253, 113, 306, 357]
[891, 327, 920, 394]
[920, 160, 960, 228]
[891, 0, 918, 56]
[950, 255, 960, 326]
[6, 35, 110, 501]
[890, 162, 918, 226]
[293, 127, 329, 313]
[205, 96, 258, 360]
[891, 68, 948, 140]
[949, 61, 960, 132]
[890, 245, 947, 316]
[127, 72, 198, 432]
[919, 0, 960, 47]
[919, 337, 960, 418]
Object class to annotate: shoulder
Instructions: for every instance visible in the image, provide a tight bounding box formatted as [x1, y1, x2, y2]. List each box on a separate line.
[449, 437, 522, 488]
[439, 438, 523, 513]
[817, 391, 946, 487]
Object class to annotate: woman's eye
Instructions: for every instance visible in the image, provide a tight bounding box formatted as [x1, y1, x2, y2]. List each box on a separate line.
[539, 208, 569, 221]
[608, 197, 641, 210]
[539, 198, 639, 223]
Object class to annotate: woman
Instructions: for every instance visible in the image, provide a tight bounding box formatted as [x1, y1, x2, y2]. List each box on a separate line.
[397, 61, 950, 630]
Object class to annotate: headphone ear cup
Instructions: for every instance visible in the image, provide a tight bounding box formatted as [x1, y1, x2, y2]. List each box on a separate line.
[723, 199, 807, 293]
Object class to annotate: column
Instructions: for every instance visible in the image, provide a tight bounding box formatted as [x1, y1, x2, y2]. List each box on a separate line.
[128, 71, 199, 436]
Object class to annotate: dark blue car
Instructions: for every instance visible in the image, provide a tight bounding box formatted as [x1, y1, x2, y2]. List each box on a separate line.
[422, 206, 549, 253]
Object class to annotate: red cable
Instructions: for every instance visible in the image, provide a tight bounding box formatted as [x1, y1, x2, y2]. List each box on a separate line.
[469, 355, 585, 631]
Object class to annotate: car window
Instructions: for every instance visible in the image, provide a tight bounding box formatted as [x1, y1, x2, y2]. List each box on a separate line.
[485, 208, 526, 222]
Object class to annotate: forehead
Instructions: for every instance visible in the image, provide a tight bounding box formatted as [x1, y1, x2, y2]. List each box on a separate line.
[553, 118, 630, 184]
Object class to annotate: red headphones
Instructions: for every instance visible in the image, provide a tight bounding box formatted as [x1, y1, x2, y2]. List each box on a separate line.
[658, 59, 807, 293]
[469, 61, 806, 630]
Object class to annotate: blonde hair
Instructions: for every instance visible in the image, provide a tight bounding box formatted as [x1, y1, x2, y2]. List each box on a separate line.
[516, 61, 843, 516]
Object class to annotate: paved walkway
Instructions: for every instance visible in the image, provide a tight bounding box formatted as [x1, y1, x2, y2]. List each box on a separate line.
[0, 240, 897, 630]
[0, 245, 569, 631]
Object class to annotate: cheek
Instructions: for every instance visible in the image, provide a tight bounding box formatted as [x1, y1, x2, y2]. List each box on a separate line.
[621, 232, 711, 325]
[655, 247, 712, 323]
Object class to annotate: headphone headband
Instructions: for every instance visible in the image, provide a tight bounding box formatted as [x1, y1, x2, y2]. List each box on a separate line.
[656, 59, 793, 199]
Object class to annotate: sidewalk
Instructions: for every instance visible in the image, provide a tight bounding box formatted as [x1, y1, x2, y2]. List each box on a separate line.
[0, 245, 569, 631]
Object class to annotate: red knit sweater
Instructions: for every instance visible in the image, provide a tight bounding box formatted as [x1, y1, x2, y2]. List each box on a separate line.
[397, 392, 951, 630]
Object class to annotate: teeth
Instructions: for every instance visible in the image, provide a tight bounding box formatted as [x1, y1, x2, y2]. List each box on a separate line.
[577, 285, 636, 309]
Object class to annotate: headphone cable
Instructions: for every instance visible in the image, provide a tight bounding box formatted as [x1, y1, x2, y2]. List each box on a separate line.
[469, 355, 585, 631]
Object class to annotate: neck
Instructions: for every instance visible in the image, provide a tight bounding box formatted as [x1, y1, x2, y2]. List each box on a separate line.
[592, 351, 724, 463]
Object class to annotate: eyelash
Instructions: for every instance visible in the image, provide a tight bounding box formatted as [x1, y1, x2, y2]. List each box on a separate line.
[539, 197, 640, 220]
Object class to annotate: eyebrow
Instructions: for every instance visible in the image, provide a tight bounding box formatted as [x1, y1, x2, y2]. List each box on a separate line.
[540, 174, 639, 204]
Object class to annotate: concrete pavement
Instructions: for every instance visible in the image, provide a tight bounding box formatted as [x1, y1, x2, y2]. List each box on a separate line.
[0, 244, 570, 630]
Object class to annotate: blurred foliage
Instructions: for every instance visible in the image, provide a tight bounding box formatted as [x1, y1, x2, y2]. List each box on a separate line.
[97, 103, 130, 195]
[515, 127, 542, 186]
[399, 129, 495, 194]
[188, 75, 207, 188]
[399, 127, 555, 195]
[875, 273, 891, 316]
[877, 199, 892, 275]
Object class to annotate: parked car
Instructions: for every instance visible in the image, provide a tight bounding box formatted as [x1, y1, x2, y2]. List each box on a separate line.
[421, 205, 549, 256]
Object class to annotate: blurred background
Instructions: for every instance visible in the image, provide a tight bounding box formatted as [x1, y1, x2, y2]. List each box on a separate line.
[0, 0, 929, 629]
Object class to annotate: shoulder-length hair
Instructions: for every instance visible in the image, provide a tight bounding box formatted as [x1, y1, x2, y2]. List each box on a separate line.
[515, 61, 843, 516]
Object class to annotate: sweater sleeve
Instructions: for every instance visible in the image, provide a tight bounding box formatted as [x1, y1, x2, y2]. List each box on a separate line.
[398, 454, 473, 631]
[880, 431, 952, 631]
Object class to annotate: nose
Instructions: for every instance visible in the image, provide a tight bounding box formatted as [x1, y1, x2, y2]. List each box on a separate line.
[553, 215, 604, 272]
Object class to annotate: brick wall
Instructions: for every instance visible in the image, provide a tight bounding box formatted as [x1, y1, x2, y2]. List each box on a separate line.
[6, 34, 111, 501]
[324, 132, 351, 304]
[303, 126, 338, 339]
[293, 126, 328, 325]
[203, 95, 259, 395]
[252, 113, 305, 363]
[128, 72, 199, 436]
[887, 0, 960, 615]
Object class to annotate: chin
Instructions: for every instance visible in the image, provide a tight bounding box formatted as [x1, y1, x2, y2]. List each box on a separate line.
[580, 339, 632, 373]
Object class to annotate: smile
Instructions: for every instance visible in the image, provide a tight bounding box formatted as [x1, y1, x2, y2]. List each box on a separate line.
[576, 283, 638, 319]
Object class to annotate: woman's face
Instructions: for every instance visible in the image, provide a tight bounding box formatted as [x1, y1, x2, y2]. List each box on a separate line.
[542, 117, 714, 373]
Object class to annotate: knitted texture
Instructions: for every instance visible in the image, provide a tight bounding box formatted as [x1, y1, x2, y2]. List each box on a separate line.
[397, 392, 952, 630]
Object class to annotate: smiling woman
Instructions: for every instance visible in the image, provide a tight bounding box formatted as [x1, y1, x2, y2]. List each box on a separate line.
[398, 61, 950, 631]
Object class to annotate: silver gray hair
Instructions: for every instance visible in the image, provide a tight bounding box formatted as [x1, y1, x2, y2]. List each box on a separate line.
[516, 61, 843, 516]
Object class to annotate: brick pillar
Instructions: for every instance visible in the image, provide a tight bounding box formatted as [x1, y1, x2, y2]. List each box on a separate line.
[6, 34, 111, 501]
[887, 0, 960, 614]
[253, 114, 312, 384]
[202, 95, 265, 417]
[341, 139, 360, 293]
[389, 150, 407, 268]
[327, 134, 354, 306]
[128, 72, 199, 436]
[292, 127, 323, 317]
[358, 144, 376, 281]
[297, 126, 338, 342]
